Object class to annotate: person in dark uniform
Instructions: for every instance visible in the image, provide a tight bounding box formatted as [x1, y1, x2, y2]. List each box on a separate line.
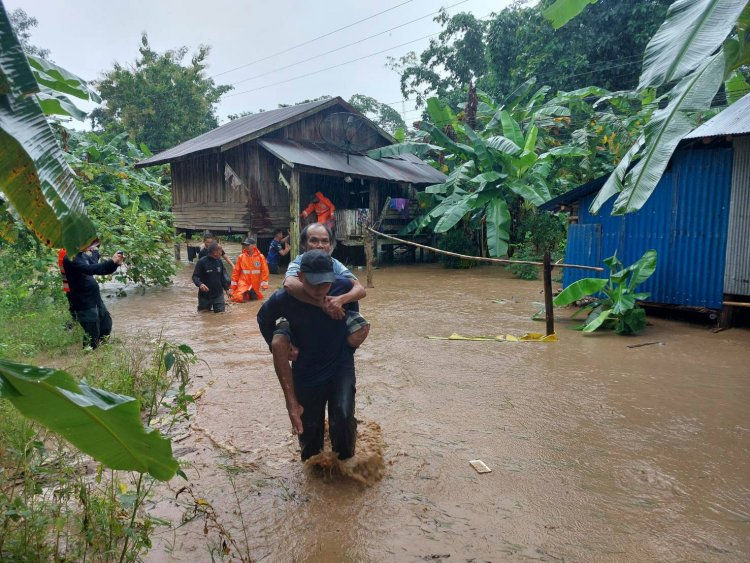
[192, 242, 230, 313]
[63, 240, 124, 349]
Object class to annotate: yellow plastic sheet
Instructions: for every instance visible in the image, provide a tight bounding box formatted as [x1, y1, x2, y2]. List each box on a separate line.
[426, 332, 557, 342]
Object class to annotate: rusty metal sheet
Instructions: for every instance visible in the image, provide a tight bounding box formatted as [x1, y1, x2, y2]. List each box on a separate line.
[258, 138, 446, 185]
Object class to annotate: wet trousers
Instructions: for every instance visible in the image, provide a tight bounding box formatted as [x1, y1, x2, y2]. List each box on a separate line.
[198, 292, 226, 313]
[74, 300, 112, 349]
[296, 359, 357, 461]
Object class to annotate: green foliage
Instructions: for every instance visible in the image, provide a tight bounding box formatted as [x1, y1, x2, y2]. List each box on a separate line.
[507, 211, 566, 280]
[0, 5, 97, 254]
[587, 0, 750, 215]
[553, 250, 657, 334]
[437, 230, 479, 269]
[387, 9, 487, 106]
[0, 335, 197, 560]
[65, 130, 178, 286]
[7, 7, 50, 58]
[0, 235, 80, 359]
[91, 33, 232, 152]
[348, 94, 405, 134]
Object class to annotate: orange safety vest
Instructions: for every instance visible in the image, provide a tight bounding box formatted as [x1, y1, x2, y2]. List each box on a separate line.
[58, 248, 70, 293]
[301, 191, 336, 224]
[230, 247, 269, 302]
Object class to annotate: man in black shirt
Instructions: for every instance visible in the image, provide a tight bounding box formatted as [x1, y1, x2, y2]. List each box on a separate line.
[192, 242, 230, 313]
[257, 249, 358, 461]
[63, 240, 124, 348]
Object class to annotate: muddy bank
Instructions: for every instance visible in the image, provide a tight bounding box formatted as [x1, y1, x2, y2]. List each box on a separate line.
[106, 262, 750, 562]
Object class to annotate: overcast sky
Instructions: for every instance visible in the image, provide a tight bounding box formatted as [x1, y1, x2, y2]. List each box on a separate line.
[6, 0, 516, 126]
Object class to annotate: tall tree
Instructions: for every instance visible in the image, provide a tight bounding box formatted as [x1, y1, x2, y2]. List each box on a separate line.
[348, 94, 405, 134]
[484, 0, 673, 98]
[91, 34, 232, 152]
[388, 9, 487, 107]
[8, 7, 50, 58]
[391, 1, 672, 105]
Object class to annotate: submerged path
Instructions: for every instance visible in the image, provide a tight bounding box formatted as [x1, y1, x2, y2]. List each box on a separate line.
[107, 261, 750, 562]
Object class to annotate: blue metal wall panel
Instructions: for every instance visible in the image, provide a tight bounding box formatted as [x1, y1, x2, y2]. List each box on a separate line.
[562, 147, 733, 308]
[563, 223, 601, 287]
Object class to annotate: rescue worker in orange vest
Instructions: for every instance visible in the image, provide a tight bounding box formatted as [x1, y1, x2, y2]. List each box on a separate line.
[300, 191, 336, 230]
[229, 237, 270, 302]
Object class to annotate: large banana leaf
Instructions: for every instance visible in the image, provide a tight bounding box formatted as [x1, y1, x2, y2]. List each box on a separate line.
[434, 192, 478, 233]
[485, 197, 511, 257]
[543, 0, 599, 29]
[0, 359, 179, 481]
[639, 0, 748, 89]
[0, 6, 96, 252]
[589, 135, 645, 214]
[463, 125, 493, 170]
[553, 278, 608, 306]
[612, 52, 725, 214]
[366, 142, 442, 160]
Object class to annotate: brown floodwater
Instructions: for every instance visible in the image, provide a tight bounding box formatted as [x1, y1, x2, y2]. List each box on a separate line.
[104, 258, 750, 562]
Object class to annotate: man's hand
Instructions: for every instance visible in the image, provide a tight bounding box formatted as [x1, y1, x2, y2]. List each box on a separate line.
[323, 295, 345, 320]
[286, 401, 304, 435]
[112, 252, 125, 266]
[199, 283, 209, 292]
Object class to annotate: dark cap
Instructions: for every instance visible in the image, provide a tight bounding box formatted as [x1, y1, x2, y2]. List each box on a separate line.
[241, 237, 256, 245]
[299, 249, 335, 285]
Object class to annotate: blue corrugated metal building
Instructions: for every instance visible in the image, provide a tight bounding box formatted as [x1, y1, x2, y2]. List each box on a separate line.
[542, 94, 750, 312]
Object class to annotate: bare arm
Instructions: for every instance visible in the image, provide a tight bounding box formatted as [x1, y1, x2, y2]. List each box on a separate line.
[324, 278, 366, 319]
[271, 334, 304, 435]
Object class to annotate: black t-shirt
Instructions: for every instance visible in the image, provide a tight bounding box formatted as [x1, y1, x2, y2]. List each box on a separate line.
[257, 278, 357, 388]
[192, 256, 229, 298]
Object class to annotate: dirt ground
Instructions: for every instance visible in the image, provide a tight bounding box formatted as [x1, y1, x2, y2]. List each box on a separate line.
[105, 259, 750, 562]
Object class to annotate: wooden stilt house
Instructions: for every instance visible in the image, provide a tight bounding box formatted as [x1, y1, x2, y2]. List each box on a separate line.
[136, 96, 446, 259]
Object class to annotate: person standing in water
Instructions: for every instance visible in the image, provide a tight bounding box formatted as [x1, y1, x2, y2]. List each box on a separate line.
[258, 249, 359, 460]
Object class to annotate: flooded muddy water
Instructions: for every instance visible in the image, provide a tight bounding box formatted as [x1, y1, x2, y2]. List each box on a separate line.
[106, 259, 750, 562]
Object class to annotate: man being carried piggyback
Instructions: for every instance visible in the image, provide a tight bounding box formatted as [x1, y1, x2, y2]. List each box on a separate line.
[257, 249, 361, 461]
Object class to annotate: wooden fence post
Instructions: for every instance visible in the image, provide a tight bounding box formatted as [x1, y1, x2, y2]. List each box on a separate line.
[543, 251, 554, 336]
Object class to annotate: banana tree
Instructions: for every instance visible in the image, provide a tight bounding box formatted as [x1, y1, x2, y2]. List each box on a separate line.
[371, 93, 587, 257]
[0, 4, 178, 481]
[545, 0, 750, 216]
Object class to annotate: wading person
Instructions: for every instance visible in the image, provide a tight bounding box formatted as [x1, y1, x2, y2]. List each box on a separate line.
[63, 240, 124, 349]
[198, 231, 233, 268]
[229, 237, 269, 302]
[258, 249, 359, 460]
[192, 242, 230, 313]
[266, 229, 290, 275]
[285, 223, 370, 348]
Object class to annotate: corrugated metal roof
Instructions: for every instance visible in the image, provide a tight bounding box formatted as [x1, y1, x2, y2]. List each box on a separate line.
[539, 175, 607, 210]
[258, 138, 447, 185]
[684, 93, 750, 140]
[136, 98, 341, 167]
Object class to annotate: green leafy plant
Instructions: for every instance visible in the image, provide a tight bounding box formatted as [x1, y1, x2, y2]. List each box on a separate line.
[553, 250, 657, 334]
[437, 229, 479, 269]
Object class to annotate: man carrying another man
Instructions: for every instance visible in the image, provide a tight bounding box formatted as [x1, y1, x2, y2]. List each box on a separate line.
[257, 249, 359, 461]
